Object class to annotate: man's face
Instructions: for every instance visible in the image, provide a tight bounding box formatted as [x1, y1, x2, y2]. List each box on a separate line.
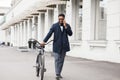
[58, 16, 64, 24]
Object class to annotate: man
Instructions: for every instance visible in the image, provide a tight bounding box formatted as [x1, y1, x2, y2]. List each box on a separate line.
[41, 14, 73, 79]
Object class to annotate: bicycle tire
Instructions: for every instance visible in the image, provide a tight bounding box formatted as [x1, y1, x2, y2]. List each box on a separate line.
[36, 64, 40, 77]
[40, 55, 45, 80]
[36, 55, 41, 77]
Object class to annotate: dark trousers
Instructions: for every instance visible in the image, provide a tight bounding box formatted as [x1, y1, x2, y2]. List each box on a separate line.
[54, 50, 66, 75]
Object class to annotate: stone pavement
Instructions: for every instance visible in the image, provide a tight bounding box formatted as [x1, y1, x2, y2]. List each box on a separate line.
[0, 46, 120, 80]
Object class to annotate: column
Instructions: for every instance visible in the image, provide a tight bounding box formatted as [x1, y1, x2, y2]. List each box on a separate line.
[72, 0, 81, 40]
[6, 28, 11, 46]
[45, 10, 54, 36]
[66, 0, 72, 25]
[19, 22, 22, 46]
[32, 16, 34, 39]
[10, 26, 14, 46]
[5, 29, 7, 44]
[25, 20, 28, 46]
[17, 24, 20, 47]
[13, 26, 15, 46]
[71, 0, 76, 40]
[20, 22, 23, 46]
[16, 24, 18, 47]
[32, 16, 38, 39]
[5, 29, 8, 45]
[94, 0, 100, 40]
[23, 20, 27, 46]
[15, 24, 18, 46]
[38, 13, 45, 42]
[27, 18, 32, 41]
[41, 13, 45, 38]
[45, 10, 50, 36]
[23, 21, 25, 46]
[35, 16, 38, 40]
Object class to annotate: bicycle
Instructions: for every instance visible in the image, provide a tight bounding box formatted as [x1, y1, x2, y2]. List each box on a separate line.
[33, 39, 53, 80]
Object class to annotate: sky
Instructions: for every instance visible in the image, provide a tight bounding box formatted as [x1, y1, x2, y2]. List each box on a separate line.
[0, 0, 11, 7]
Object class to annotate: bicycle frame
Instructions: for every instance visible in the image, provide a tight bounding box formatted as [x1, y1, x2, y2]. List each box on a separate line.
[33, 39, 53, 80]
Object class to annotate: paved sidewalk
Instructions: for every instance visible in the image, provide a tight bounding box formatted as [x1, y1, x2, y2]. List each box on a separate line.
[0, 46, 120, 80]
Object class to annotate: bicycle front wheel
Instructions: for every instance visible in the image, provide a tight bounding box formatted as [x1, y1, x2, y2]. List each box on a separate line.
[40, 55, 45, 80]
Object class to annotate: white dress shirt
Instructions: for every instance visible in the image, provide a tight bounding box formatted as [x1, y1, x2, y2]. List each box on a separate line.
[60, 26, 63, 32]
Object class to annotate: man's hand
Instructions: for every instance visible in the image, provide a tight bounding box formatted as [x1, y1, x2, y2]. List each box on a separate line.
[63, 20, 67, 29]
[40, 42, 45, 46]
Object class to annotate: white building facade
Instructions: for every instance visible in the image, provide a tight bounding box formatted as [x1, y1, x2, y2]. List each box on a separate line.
[0, 0, 120, 63]
[0, 7, 10, 43]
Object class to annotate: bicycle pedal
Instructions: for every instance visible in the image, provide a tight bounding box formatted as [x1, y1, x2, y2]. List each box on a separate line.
[44, 68, 47, 72]
[36, 74, 39, 77]
[33, 66, 37, 67]
[33, 66, 39, 68]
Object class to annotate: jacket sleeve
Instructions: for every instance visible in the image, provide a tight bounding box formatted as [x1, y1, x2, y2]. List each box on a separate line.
[65, 24, 73, 36]
[43, 25, 54, 42]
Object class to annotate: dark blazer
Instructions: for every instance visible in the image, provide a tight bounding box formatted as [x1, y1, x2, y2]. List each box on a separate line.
[43, 22, 73, 53]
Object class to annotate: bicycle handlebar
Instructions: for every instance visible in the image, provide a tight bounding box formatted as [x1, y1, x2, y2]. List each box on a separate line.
[31, 39, 53, 46]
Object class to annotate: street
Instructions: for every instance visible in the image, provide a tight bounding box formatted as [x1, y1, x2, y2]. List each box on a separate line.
[0, 46, 120, 80]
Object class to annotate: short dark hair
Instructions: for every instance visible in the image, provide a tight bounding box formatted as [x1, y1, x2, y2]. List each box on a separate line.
[58, 14, 65, 18]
